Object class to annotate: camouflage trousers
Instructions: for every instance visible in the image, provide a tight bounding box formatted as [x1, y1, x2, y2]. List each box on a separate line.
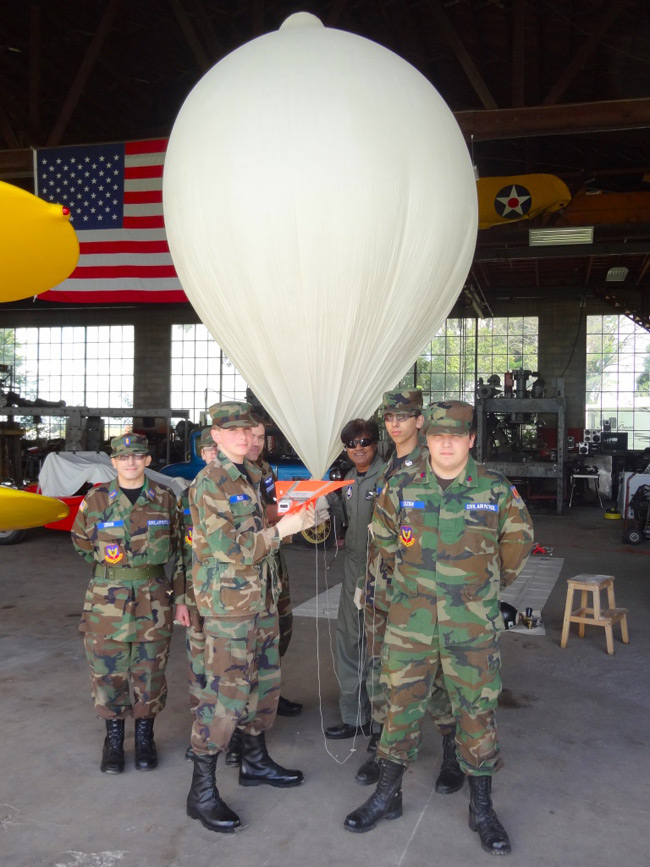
[83, 633, 170, 720]
[277, 549, 293, 659]
[377, 625, 503, 776]
[190, 606, 281, 755]
[185, 582, 290, 714]
[185, 608, 206, 713]
[364, 596, 455, 736]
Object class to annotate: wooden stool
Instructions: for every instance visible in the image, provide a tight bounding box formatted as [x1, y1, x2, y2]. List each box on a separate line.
[560, 574, 629, 654]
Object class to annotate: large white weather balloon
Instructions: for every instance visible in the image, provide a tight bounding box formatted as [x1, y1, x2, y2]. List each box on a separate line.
[163, 12, 477, 478]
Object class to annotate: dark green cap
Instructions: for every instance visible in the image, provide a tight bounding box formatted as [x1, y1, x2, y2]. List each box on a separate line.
[209, 400, 256, 429]
[199, 427, 215, 450]
[423, 400, 474, 436]
[110, 432, 149, 456]
[382, 389, 423, 414]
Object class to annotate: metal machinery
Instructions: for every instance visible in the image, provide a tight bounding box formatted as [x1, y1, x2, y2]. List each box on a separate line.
[475, 369, 566, 514]
[0, 405, 189, 482]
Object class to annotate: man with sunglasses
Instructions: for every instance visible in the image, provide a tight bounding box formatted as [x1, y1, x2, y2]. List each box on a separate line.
[72, 432, 187, 775]
[355, 390, 462, 797]
[325, 418, 384, 740]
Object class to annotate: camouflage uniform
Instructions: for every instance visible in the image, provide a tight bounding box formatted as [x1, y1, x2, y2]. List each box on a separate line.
[72, 434, 183, 721]
[257, 456, 293, 659]
[189, 405, 283, 756]
[180, 427, 214, 712]
[329, 451, 384, 726]
[366, 443, 456, 737]
[373, 403, 534, 775]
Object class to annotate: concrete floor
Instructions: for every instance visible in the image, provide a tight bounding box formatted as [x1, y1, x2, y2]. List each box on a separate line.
[1, 505, 649, 867]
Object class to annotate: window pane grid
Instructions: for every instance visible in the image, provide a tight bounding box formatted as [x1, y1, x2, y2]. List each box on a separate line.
[170, 324, 247, 423]
[1, 326, 134, 439]
[586, 315, 650, 449]
[400, 317, 538, 404]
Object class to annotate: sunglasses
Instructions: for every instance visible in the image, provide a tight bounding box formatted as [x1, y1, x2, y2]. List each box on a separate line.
[345, 437, 374, 449]
[116, 454, 147, 462]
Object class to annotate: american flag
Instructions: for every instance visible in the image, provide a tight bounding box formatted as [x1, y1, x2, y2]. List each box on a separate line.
[35, 139, 187, 303]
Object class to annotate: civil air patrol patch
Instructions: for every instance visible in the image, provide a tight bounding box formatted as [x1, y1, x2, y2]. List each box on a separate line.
[104, 544, 124, 564]
[185, 528, 193, 545]
[229, 494, 251, 504]
[400, 525, 415, 547]
[400, 500, 425, 509]
[465, 503, 498, 512]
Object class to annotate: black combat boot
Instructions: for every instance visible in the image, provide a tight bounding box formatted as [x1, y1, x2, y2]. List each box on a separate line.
[238, 732, 304, 788]
[100, 719, 125, 774]
[187, 753, 241, 833]
[277, 695, 303, 717]
[344, 759, 405, 832]
[468, 775, 511, 855]
[225, 728, 242, 767]
[134, 718, 158, 771]
[355, 754, 380, 785]
[435, 730, 465, 794]
[367, 725, 383, 753]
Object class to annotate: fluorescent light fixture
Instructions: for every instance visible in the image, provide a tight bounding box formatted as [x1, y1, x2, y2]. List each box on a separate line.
[606, 266, 629, 282]
[528, 226, 594, 246]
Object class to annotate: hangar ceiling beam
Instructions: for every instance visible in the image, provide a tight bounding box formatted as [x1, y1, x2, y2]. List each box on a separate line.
[542, 3, 629, 107]
[474, 242, 650, 262]
[29, 1, 41, 135]
[456, 98, 650, 140]
[511, 0, 525, 108]
[46, 0, 122, 147]
[429, 0, 498, 111]
[169, 0, 212, 73]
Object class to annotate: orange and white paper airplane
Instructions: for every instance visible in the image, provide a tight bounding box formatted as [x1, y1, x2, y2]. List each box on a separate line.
[275, 479, 354, 515]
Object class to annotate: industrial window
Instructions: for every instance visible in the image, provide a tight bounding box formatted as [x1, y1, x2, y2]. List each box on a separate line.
[399, 317, 539, 403]
[0, 326, 134, 438]
[586, 315, 650, 450]
[171, 324, 247, 423]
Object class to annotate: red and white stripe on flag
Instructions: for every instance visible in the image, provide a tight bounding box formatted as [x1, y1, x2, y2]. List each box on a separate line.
[35, 138, 187, 303]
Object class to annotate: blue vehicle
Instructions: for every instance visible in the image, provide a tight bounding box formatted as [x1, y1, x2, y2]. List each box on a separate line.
[159, 429, 205, 481]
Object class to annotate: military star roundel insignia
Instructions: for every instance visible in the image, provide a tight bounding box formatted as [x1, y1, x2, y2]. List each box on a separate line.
[494, 184, 532, 219]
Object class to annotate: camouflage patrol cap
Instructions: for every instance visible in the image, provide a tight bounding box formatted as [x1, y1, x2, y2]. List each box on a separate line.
[382, 389, 423, 414]
[199, 426, 215, 450]
[209, 401, 256, 429]
[110, 432, 149, 456]
[423, 400, 475, 436]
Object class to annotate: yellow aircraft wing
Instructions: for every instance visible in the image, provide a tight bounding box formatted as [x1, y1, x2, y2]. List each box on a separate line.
[478, 174, 571, 229]
[0, 180, 79, 302]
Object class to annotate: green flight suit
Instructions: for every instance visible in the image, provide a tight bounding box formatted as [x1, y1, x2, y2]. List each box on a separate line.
[329, 452, 384, 726]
